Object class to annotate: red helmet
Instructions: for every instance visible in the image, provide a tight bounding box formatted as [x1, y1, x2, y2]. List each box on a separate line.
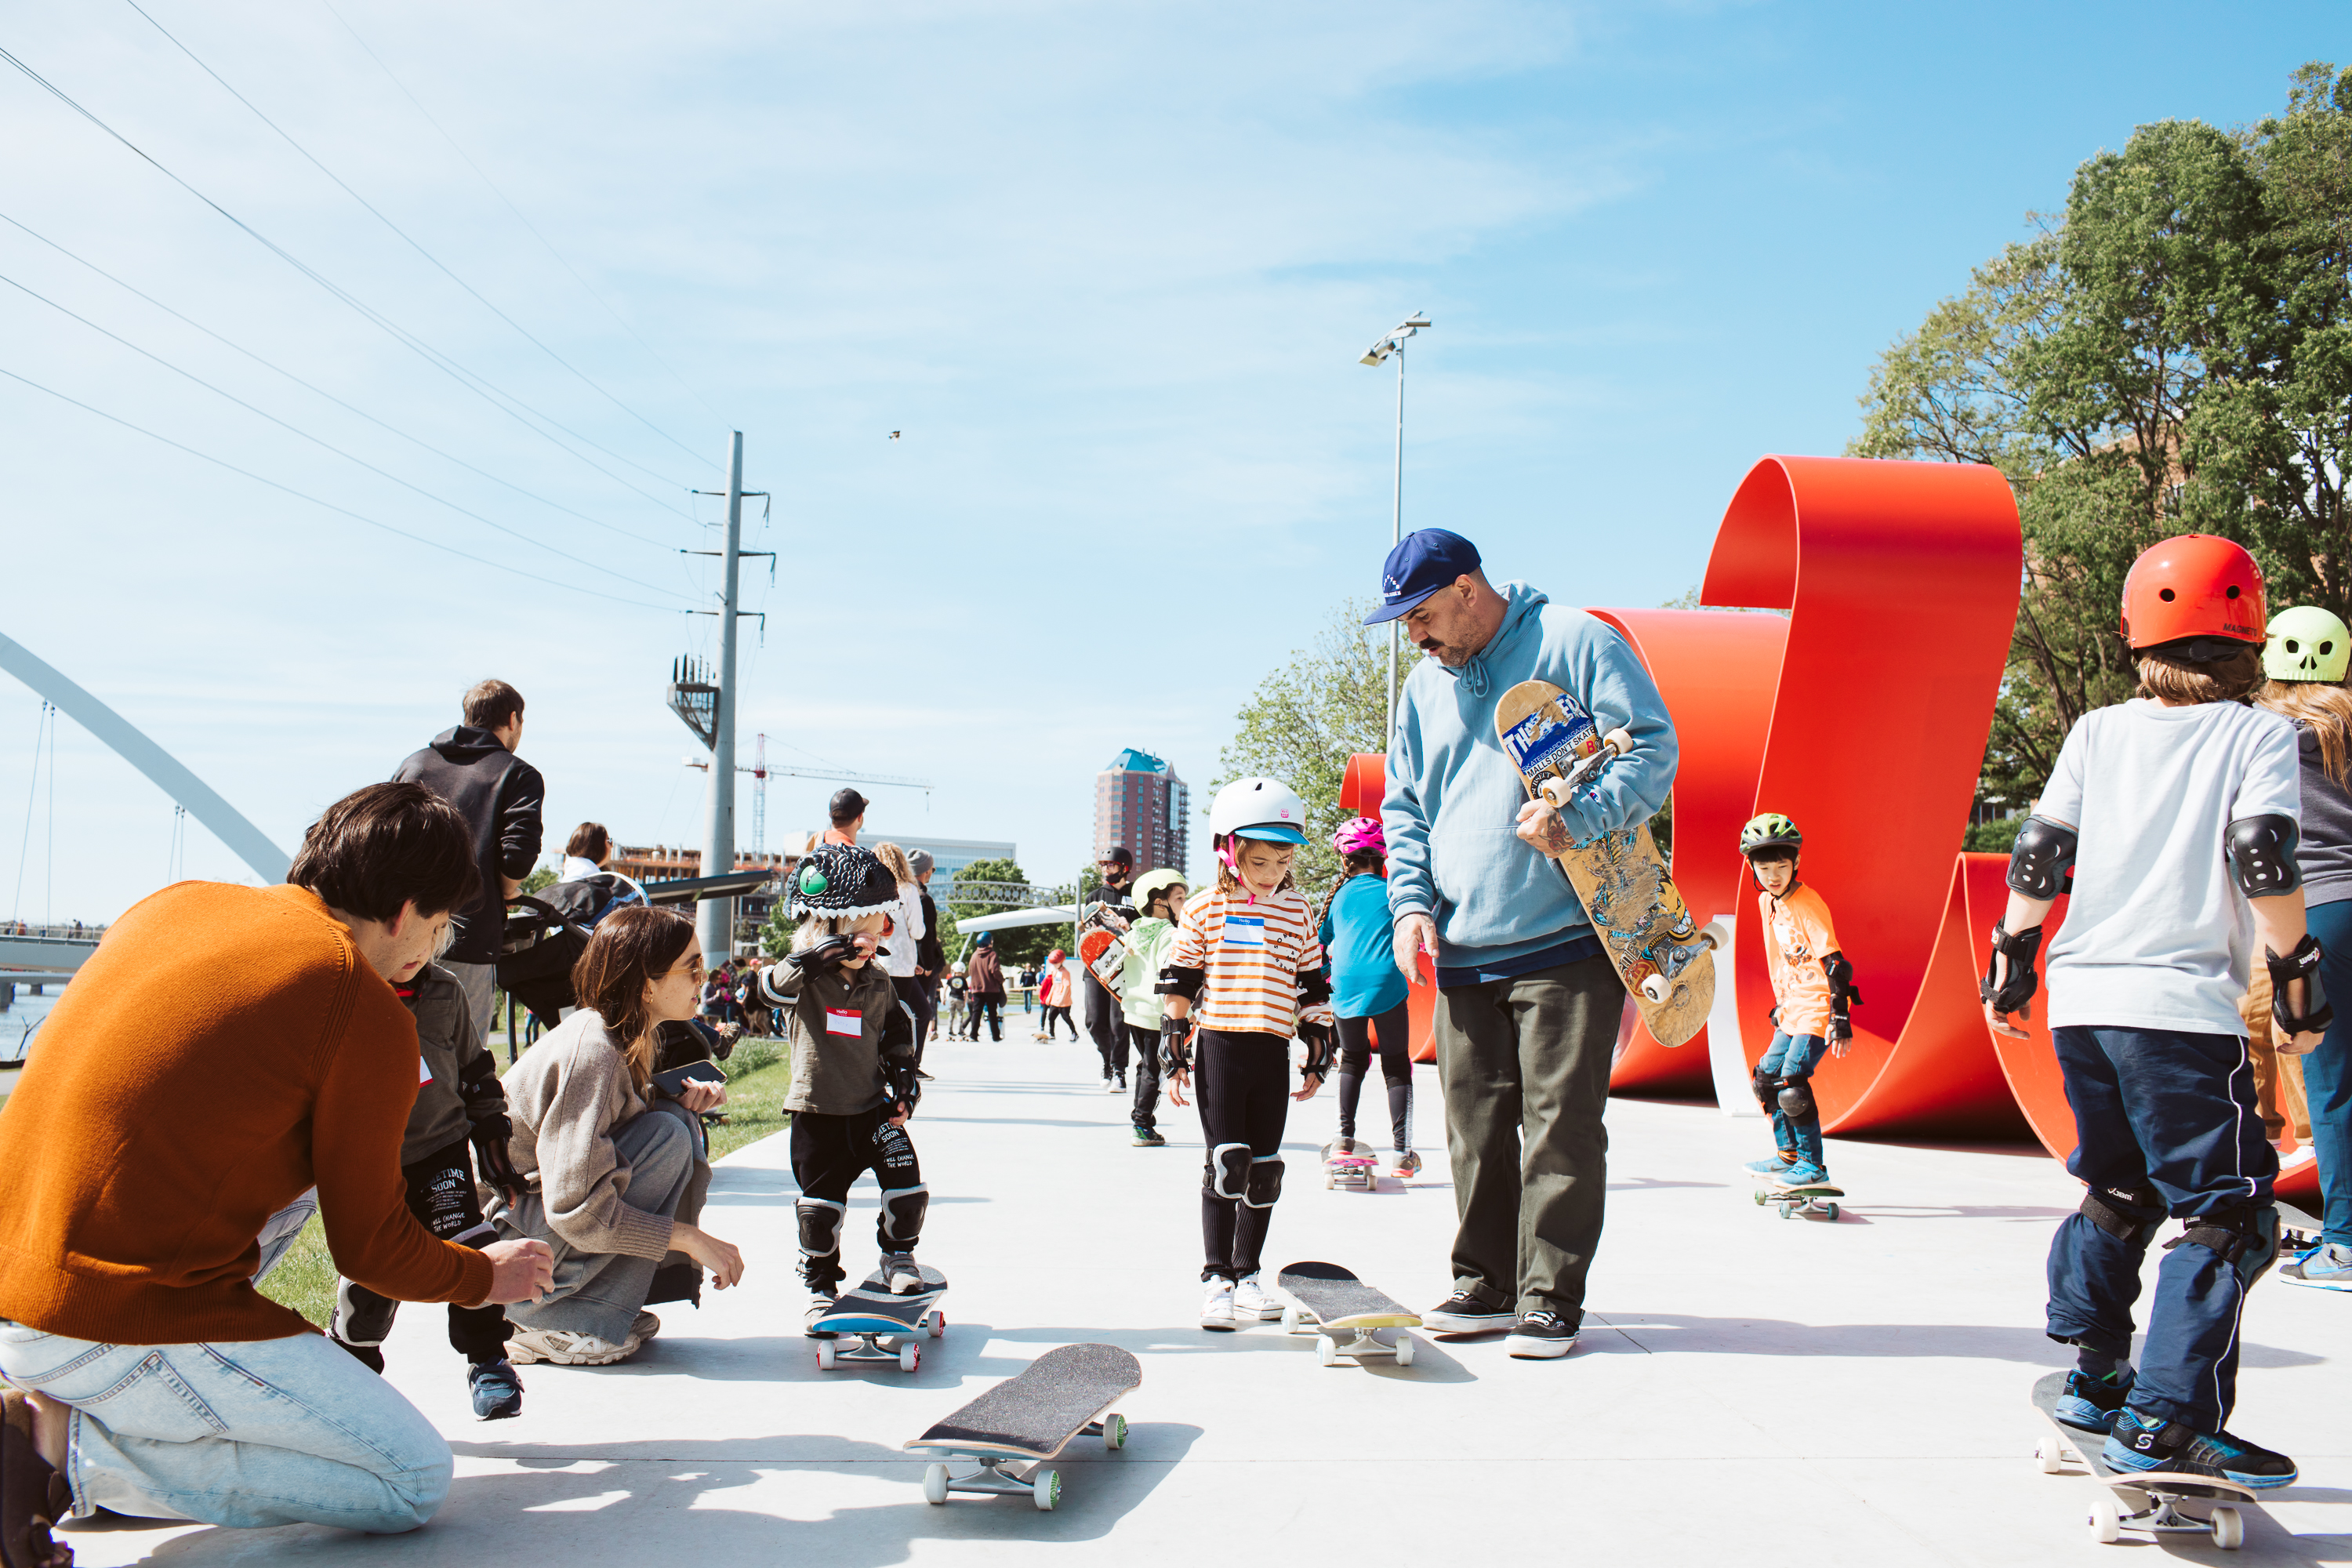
[2120, 534, 2266, 649]
[1048, 949, 1065, 962]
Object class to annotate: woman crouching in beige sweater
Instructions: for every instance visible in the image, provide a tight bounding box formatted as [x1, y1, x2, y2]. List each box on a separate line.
[493, 907, 746, 1365]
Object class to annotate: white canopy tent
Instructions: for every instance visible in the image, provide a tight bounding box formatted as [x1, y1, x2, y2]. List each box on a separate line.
[949, 904, 1079, 934]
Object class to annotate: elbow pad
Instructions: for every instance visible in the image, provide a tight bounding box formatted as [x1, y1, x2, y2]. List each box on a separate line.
[2006, 815, 2078, 900]
[2267, 932, 2333, 1036]
[1296, 968, 1332, 1010]
[456, 1044, 506, 1107]
[2227, 814, 2303, 898]
[1298, 1018, 1334, 1080]
[1156, 964, 1207, 1002]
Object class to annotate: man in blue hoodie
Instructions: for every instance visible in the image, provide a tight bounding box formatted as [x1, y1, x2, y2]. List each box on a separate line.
[1372, 529, 1676, 1359]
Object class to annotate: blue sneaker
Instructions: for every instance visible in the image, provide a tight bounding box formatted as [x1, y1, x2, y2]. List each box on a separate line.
[1770, 1163, 1831, 1188]
[1744, 1156, 1798, 1175]
[2053, 1368, 2133, 1433]
[2281, 1241, 2352, 1291]
[2105, 1408, 2298, 1490]
[468, 1358, 524, 1421]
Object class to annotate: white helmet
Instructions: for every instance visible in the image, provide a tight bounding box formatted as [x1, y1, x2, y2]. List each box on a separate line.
[1210, 777, 1308, 845]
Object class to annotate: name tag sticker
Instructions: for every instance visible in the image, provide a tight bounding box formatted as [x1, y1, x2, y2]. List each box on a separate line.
[418, 1055, 435, 1085]
[825, 1007, 863, 1038]
[1223, 916, 1266, 948]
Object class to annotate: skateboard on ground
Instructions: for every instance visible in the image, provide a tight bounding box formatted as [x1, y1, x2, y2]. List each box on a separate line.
[812, 1263, 947, 1373]
[1494, 680, 1715, 1047]
[2031, 1370, 2254, 1548]
[1274, 1261, 1420, 1367]
[1321, 1139, 1377, 1192]
[905, 1343, 1141, 1511]
[1751, 1176, 1843, 1221]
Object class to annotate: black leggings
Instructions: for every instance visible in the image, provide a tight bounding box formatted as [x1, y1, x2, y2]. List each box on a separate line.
[1040, 1005, 1074, 1038]
[1196, 1029, 1293, 1281]
[1336, 1002, 1414, 1149]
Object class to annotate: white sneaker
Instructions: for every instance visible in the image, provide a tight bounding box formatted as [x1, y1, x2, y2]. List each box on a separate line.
[1232, 1272, 1281, 1321]
[1200, 1277, 1237, 1331]
[506, 1325, 641, 1366]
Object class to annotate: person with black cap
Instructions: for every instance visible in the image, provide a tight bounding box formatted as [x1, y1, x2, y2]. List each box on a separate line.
[1084, 846, 1140, 1088]
[824, 789, 868, 847]
[1370, 527, 1678, 1360]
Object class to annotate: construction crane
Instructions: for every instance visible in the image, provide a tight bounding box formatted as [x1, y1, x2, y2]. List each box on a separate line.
[683, 735, 932, 858]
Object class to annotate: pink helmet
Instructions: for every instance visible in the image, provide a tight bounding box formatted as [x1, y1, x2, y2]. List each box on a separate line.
[1333, 816, 1385, 856]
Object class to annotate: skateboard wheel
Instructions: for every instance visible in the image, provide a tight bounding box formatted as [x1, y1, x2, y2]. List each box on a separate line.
[1280, 1306, 1299, 1333]
[929, 1312, 946, 1339]
[1316, 1335, 1340, 1367]
[1033, 1468, 1061, 1511]
[1101, 1413, 1127, 1451]
[1323, 1171, 1334, 1189]
[1822, 1202, 1840, 1221]
[1752, 1192, 1766, 1207]
[2089, 1493, 2122, 1544]
[923, 1464, 949, 1504]
[2034, 1436, 2063, 1475]
[1639, 975, 1669, 1004]
[1777, 1203, 1795, 1219]
[899, 1341, 920, 1373]
[1395, 1334, 1416, 1367]
[2210, 1504, 2241, 1551]
[817, 1341, 837, 1371]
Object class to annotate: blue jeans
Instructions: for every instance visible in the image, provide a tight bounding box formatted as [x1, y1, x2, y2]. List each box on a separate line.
[1760, 1031, 1827, 1171]
[2045, 1025, 2276, 1431]
[0, 1321, 450, 1531]
[2300, 899, 2352, 1246]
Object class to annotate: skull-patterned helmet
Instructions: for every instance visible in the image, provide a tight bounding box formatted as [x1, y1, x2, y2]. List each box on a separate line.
[2263, 605, 2350, 684]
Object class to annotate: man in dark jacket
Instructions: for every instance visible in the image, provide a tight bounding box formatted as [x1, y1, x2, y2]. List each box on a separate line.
[909, 850, 946, 1061]
[1082, 846, 1138, 1088]
[394, 680, 545, 1048]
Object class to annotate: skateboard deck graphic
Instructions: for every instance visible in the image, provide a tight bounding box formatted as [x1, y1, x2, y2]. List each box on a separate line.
[2030, 1370, 2256, 1548]
[1321, 1140, 1377, 1192]
[906, 1343, 1141, 1510]
[1495, 680, 1712, 1047]
[815, 1264, 947, 1372]
[1275, 1261, 1420, 1367]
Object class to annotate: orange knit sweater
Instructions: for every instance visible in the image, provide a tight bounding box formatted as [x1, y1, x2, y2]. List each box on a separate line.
[0, 882, 494, 1342]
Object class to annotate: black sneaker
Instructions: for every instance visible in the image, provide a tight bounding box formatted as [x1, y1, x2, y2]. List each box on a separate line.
[1422, 1291, 1515, 1334]
[468, 1358, 524, 1421]
[2104, 1408, 2299, 1490]
[1504, 1310, 1580, 1359]
[2053, 1368, 2133, 1433]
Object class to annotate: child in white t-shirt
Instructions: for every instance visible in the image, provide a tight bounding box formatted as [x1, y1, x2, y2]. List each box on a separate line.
[1984, 535, 2328, 1491]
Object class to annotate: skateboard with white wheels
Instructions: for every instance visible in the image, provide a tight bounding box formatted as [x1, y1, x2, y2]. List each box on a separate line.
[1751, 1178, 1843, 1221]
[1321, 1139, 1377, 1192]
[1274, 1261, 1420, 1367]
[1494, 680, 1714, 1047]
[2031, 1370, 2255, 1549]
[906, 1343, 1141, 1511]
[812, 1263, 946, 1373]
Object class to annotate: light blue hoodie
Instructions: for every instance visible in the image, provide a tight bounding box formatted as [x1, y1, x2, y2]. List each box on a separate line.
[1381, 583, 1678, 975]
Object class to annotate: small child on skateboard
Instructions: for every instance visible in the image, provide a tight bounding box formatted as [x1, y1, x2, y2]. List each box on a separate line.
[1318, 816, 1417, 1178]
[1158, 778, 1335, 1331]
[756, 843, 931, 1334]
[1738, 812, 1860, 1189]
[1984, 535, 2327, 1490]
[1116, 867, 1190, 1148]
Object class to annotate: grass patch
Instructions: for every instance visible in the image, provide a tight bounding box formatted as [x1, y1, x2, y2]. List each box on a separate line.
[256, 1219, 336, 1330]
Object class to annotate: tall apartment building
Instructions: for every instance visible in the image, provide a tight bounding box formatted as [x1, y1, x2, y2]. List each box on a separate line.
[1095, 749, 1189, 875]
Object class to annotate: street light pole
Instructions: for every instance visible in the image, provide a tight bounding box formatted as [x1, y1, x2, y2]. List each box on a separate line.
[1361, 314, 1430, 746]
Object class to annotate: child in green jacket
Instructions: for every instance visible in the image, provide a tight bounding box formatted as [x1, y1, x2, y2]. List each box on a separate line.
[1116, 868, 1190, 1147]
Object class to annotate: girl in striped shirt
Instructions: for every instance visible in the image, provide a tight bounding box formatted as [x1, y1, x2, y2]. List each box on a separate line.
[1160, 778, 1336, 1330]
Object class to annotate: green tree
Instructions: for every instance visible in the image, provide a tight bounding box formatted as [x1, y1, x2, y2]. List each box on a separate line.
[1213, 601, 1421, 909]
[940, 856, 1064, 968]
[1852, 64, 2352, 806]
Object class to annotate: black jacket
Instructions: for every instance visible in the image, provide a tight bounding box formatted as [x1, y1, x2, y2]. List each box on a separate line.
[393, 726, 546, 964]
[916, 889, 945, 973]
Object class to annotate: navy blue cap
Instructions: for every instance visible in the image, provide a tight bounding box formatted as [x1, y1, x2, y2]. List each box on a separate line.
[1363, 529, 1482, 625]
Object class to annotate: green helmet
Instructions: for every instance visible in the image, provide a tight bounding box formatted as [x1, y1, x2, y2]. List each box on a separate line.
[1739, 812, 1802, 857]
[2264, 604, 2351, 684]
[1131, 866, 1189, 916]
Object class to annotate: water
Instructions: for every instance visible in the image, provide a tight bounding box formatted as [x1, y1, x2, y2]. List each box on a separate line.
[0, 982, 62, 1064]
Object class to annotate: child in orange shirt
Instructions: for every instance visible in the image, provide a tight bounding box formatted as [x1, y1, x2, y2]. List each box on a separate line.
[1739, 813, 1861, 1185]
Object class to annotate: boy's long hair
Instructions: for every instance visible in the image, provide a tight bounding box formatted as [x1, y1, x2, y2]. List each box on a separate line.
[2133, 643, 2263, 706]
[2256, 680, 2352, 785]
[571, 906, 697, 1090]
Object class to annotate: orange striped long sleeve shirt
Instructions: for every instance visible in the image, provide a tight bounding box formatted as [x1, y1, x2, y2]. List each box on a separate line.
[1170, 886, 1333, 1038]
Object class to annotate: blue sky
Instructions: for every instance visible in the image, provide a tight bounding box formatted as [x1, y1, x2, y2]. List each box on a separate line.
[0, 0, 2338, 921]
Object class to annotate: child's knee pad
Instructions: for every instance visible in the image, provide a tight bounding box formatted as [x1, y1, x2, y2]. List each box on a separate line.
[2167, 1203, 2279, 1292]
[1244, 1156, 1285, 1210]
[880, 1185, 928, 1249]
[1775, 1080, 1815, 1120]
[797, 1197, 848, 1260]
[331, 1278, 397, 1348]
[2078, 1183, 2164, 1249]
[1205, 1142, 1251, 1200]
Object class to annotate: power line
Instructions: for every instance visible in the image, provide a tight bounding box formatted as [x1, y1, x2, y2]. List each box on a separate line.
[0, 209, 673, 549]
[315, 0, 725, 427]
[0, 42, 701, 517]
[0, 268, 695, 599]
[123, 0, 713, 466]
[0, 364, 691, 613]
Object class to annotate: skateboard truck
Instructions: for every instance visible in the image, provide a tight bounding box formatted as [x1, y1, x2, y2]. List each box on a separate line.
[2032, 1426, 2249, 1549]
[1639, 919, 1730, 1004]
[920, 1417, 1126, 1512]
[1539, 727, 1633, 809]
[1283, 1315, 1417, 1368]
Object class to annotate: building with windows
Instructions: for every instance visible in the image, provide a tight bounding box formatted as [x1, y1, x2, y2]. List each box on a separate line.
[1094, 749, 1188, 874]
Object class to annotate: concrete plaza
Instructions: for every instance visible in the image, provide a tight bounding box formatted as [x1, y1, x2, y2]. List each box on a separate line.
[58, 1036, 2351, 1565]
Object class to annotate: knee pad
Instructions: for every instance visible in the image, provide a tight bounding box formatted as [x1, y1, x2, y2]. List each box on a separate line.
[330, 1278, 397, 1348]
[796, 1198, 847, 1259]
[2078, 1184, 2164, 1249]
[1205, 1142, 1252, 1201]
[1775, 1080, 1815, 1120]
[880, 1185, 928, 1248]
[1750, 1062, 1777, 1112]
[2168, 1203, 2280, 1292]
[1244, 1156, 1284, 1210]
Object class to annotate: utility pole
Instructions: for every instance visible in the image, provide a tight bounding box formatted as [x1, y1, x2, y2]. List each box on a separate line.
[1359, 314, 1429, 745]
[696, 431, 746, 966]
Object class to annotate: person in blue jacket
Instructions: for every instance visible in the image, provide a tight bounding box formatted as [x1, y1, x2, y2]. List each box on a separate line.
[1319, 816, 1417, 1176]
[1373, 528, 1677, 1360]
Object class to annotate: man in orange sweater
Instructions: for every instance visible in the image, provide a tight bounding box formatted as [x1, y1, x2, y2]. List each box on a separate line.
[0, 782, 553, 1549]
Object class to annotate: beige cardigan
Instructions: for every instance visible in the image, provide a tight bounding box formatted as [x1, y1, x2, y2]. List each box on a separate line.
[499, 1011, 676, 1260]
